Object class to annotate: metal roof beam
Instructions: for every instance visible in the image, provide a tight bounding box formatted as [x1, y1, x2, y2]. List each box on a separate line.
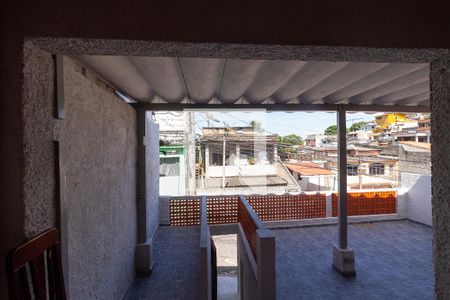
[132, 103, 430, 113]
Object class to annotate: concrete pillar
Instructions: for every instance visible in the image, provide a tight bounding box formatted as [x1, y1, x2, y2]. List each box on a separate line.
[415, 135, 419, 142]
[135, 107, 152, 276]
[332, 108, 355, 276]
[431, 57, 450, 299]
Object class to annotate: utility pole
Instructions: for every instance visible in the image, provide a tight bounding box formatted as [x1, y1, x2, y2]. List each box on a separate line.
[198, 145, 204, 188]
[358, 157, 363, 190]
[222, 123, 228, 190]
[222, 137, 226, 189]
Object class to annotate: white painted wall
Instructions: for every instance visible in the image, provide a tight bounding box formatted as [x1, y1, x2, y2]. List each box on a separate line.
[159, 154, 186, 196]
[400, 172, 432, 226]
[206, 165, 239, 177]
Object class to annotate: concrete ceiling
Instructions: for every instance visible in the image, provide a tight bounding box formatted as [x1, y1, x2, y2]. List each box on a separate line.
[77, 56, 429, 108]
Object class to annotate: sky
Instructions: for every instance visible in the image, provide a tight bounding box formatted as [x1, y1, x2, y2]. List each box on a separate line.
[194, 110, 376, 139]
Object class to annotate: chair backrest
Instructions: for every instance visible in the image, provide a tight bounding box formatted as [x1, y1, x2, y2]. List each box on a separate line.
[5, 228, 67, 300]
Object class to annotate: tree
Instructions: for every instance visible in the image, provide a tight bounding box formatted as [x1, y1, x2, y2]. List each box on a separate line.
[349, 121, 366, 132]
[249, 120, 261, 128]
[281, 134, 303, 145]
[276, 134, 303, 158]
[324, 125, 337, 135]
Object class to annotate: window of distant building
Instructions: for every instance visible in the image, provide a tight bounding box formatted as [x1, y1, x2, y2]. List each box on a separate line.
[160, 157, 180, 177]
[347, 164, 358, 176]
[212, 153, 230, 166]
[369, 163, 385, 175]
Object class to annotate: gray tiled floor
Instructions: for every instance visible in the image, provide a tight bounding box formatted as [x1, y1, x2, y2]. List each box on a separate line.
[218, 276, 238, 300]
[126, 220, 433, 300]
[126, 226, 200, 300]
[274, 220, 433, 300]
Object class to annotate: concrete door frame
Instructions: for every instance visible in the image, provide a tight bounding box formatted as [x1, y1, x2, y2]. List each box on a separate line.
[22, 37, 450, 297]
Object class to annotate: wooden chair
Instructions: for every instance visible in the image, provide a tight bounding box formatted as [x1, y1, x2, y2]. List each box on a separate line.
[5, 228, 67, 300]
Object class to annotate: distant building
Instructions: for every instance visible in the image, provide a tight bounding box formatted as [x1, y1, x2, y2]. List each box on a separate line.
[398, 141, 431, 175]
[374, 113, 411, 131]
[395, 119, 431, 143]
[372, 113, 431, 143]
[153, 111, 196, 196]
[285, 162, 336, 191]
[159, 145, 187, 196]
[300, 144, 399, 189]
[305, 134, 325, 147]
[347, 130, 373, 144]
[198, 126, 299, 195]
[305, 134, 336, 147]
[361, 122, 376, 131]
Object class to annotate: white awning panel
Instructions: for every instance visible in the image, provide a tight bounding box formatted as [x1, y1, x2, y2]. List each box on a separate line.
[76, 56, 429, 108]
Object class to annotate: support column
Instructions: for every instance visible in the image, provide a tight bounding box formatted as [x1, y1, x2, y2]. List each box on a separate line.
[431, 57, 450, 299]
[135, 107, 152, 276]
[332, 107, 356, 276]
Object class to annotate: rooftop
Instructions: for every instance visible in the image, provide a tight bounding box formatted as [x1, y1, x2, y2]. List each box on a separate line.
[202, 176, 288, 188]
[285, 163, 334, 176]
[399, 141, 431, 150]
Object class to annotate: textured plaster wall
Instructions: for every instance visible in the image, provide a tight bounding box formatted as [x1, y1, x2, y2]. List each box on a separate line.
[22, 44, 57, 238]
[146, 114, 160, 240]
[0, 42, 57, 300]
[60, 57, 137, 299]
[2, 2, 450, 297]
[401, 173, 432, 226]
[430, 57, 450, 299]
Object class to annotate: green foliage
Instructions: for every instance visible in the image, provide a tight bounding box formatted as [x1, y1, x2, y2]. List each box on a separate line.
[249, 120, 261, 128]
[276, 134, 303, 155]
[324, 125, 337, 135]
[282, 134, 303, 145]
[349, 121, 367, 132]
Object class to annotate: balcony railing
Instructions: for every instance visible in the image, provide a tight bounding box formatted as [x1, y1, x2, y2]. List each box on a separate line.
[331, 191, 396, 216]
[169, 191, 397, 227]
[196, 194, 276, 300]
[179, 190, 398, 300]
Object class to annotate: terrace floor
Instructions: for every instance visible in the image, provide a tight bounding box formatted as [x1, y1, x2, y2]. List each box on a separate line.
[125, 226, 200, 300]
[125, 220, 432, 300]
[275, 220, 433, 300]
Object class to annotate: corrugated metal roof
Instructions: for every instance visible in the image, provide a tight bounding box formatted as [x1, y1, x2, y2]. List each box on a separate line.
[76, 56, 429, 108]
